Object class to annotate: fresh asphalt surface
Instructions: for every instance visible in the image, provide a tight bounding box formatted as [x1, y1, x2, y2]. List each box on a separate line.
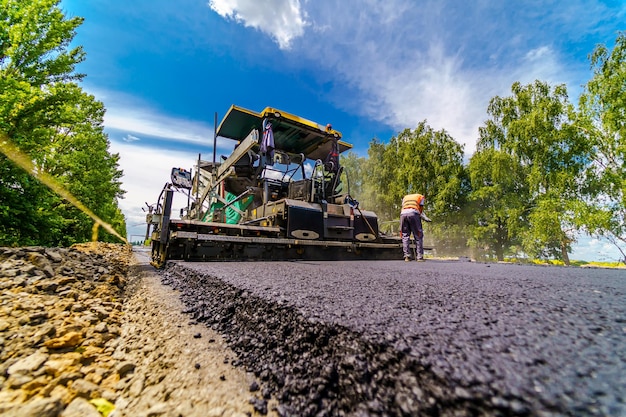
[164, 258, 625, 416]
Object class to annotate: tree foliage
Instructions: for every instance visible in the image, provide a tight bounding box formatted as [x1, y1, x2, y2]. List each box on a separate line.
[340, 34, 625, 264]
[339, 151, 367, 203]
[577, 32, 626, 262]
[366, 122, 465, 219]
[476, 81, 589, 264]
[467, 149, 528, 260]
[362, 122, 468, 254]
[0, 0, 126, 246]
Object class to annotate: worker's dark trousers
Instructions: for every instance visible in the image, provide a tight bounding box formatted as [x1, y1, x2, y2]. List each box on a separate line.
[400, 212, 423, 259]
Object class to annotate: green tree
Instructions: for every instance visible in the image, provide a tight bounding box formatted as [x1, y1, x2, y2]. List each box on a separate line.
[577, 32, 626, 262]
[478, 81, 590, 264]
[365, 122, 468, 253]
[365, 137, 400, 222]
[467, 148, 529, 261]
[0, 0, 126, 245]
[38, 83, 127, 244]
[339, 150, 367, 202]
[368, 123, 465, 218]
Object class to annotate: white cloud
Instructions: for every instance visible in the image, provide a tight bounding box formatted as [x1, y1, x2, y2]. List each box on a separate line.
[123, 134, 140, 142]
[345, 43, 570, 154]
[208, 0, 308, 49]
[207, 1, 609, 155]
[296, 6, 576, 154]
[515, 46, 566, 87]
[569, 236, 624, 263]
[89, 87, 244, 158]
[525, 46, 551, 62]
[110, 141, 199, 241]
[352, 43, 487, 153]
[87, 87, 215, 144]
[104, 105, 212, 145]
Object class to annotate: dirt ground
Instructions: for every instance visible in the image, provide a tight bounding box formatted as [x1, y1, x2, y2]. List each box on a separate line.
[0, 243, 277, 417]
[112, 247, 278, 417]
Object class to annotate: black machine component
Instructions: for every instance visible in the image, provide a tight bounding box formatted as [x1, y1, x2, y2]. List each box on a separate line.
[170, 167, 192, 189]
[147, 105, 405, 267]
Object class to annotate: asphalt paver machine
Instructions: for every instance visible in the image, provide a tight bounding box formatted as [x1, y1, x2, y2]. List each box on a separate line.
[146, 105, 403, 267]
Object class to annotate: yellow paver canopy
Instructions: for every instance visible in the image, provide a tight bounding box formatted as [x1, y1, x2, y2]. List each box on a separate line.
[216, 105, 352, 161]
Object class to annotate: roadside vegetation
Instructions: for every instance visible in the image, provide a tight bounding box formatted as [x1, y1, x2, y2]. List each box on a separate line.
[531, 260, 624, 269]
[0, 0, 126, 246]
[341, 33, 626, 266]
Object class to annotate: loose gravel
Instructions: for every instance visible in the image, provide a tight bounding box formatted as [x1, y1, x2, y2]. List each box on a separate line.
[0, 244, 276, 417]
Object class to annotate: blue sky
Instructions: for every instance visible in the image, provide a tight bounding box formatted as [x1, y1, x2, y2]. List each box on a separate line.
[60, 0, 625, 261]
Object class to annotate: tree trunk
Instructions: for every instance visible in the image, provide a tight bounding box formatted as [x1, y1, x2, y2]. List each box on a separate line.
[561, 241, 570, 266]
[495, 245, 504, 262]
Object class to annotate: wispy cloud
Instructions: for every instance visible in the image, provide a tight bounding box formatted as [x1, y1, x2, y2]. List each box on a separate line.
[123, 134, 140, 142]
[208, 0, 308, 49]
[207, 0, 623, 154]
[293, 1, 582, 153]
[105, 106, 212, 145]
[88, 88, 259, 156]
[86, 87, 215, 144]
[110, 141, 198, 239]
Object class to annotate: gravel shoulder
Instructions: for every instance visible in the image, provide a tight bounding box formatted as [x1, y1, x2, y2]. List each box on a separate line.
[0, 244, 276, 417]
[113, 248, 278, 417]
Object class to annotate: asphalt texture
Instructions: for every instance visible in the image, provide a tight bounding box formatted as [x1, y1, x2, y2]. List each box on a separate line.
[159, 259, 626, 416]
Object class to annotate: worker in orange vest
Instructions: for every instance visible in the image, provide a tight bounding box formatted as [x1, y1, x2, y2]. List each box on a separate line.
[400, 193, 431, 261]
